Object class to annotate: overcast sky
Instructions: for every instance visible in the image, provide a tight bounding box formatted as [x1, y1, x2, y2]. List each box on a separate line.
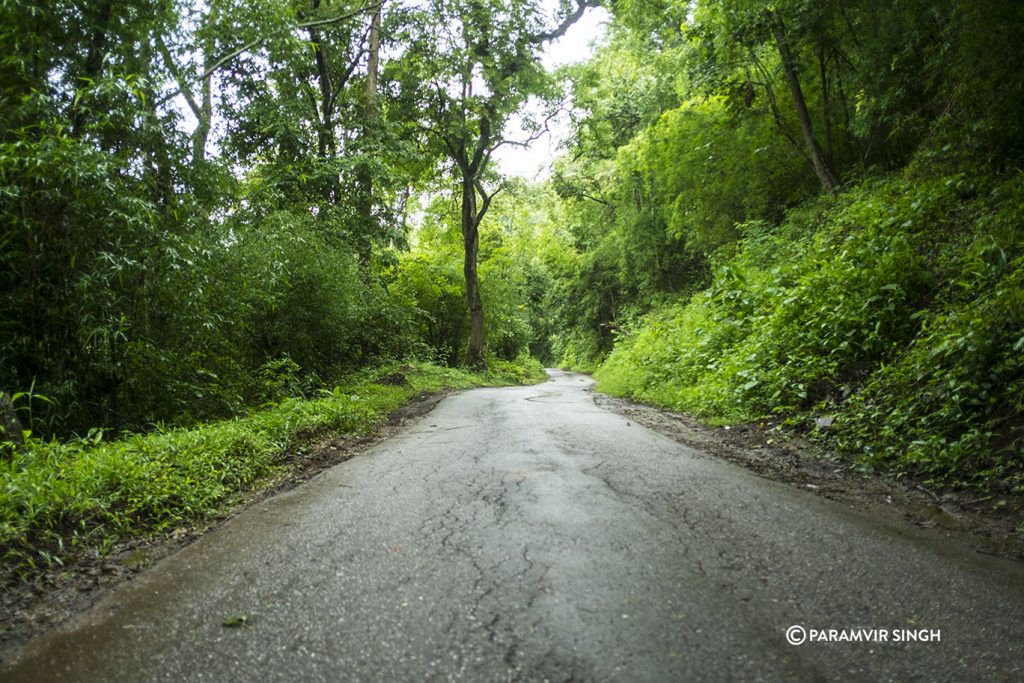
[492, 5, 609, 180]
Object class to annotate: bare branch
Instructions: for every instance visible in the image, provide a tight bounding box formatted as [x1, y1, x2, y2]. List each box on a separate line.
[332, 47, 367, 105]
[531, 0, 601, 44]
[487, 105, 565, 154]
[300, 2, 381, 31]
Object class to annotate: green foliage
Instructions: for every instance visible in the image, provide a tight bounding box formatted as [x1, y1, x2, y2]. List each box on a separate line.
[3, 0, 1023, 521]
[833, 176, 1024, 489]
[0, 0, 452, 437]
[596, 167, 1024, 490]
[562, 29, 678, 157]
[398, 183, 563, 365]
[0, 360, 544, 576]
[621, 98, 815, 252]
[392, 249, 469, 366]
[542, 0, 1024, 496]
[683, 0, 1024, 173]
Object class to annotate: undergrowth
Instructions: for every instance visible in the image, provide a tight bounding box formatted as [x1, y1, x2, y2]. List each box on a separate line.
[0, 358, 545, 578]
[595, 164, 1024, 497]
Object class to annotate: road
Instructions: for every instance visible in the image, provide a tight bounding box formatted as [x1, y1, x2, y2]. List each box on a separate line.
[4, 370, 1023, 682]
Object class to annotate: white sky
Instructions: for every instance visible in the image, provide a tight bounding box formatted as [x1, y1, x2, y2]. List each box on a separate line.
[492, 5, 609, 180]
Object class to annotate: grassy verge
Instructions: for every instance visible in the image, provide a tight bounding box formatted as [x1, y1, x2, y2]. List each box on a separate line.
[0, 359, 545, 577]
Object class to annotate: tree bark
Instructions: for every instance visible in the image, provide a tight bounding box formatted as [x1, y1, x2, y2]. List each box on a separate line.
[156, 33, 212, 169]
[817, 45, 834, 166]
[193, 78, 212, 166]
[356, 3, 382, 275]
[308, 39, 335, 158]
[749, 48, 807, 160]
[770, 13, 839, 192]
[461, 176, 485, 367]
[441, 3, 593, 367]
[366, 5, 381, 115]
[194, 5, 217, 167]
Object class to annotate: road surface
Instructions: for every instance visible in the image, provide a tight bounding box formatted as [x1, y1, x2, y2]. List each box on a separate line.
[4, 371, 1023, 681]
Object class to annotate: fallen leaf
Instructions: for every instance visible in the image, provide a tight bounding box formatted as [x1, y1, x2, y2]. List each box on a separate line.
[222, 613, 250, 628]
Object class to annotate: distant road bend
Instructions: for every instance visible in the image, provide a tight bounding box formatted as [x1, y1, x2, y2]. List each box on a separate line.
[4, 370, 1023, 681]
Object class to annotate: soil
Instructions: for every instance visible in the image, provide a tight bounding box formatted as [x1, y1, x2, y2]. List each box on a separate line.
[593, 391, 1024, 563]
[0, 390, 450, 665]
[3, 386, 1022, 663]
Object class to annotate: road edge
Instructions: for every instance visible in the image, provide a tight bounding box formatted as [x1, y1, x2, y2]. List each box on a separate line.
[591, 387, 1024, 564]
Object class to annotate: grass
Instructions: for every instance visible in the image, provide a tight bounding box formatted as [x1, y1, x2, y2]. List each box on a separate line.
[0, 358, 546, 577]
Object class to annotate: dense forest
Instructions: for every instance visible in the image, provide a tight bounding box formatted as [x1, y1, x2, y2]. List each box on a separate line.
[2, 0, 1023, 571]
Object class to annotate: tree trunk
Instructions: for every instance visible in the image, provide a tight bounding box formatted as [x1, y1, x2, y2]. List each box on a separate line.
[309, 33, 335, 161]
[771, 14, 839, 193]
[155, 27, 211, 170]
[192, 85, 211, 166]
[356, 3, 382, 275]
[461, 176, 485, 368]
[834, 55, 858, 167]
[367, 5, 381, 115]
[817, 45, 834, 166]
[194, 5, 217, 168]
[749, 48, 806, 160]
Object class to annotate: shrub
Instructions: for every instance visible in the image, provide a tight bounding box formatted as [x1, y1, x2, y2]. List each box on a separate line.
[596, 167, 1024, 490]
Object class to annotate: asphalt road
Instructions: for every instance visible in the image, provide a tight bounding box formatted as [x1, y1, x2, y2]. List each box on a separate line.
[4, 371, 1023, 682]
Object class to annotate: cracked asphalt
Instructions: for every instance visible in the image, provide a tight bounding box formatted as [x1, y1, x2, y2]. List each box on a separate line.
[4, 370, 1023, 682]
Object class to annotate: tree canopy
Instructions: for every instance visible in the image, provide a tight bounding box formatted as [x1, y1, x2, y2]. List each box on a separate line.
[2, 0, 1023, 496]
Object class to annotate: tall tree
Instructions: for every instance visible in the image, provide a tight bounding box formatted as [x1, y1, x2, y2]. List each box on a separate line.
[684, 0, 841, 192]
[401, 0, 597, 366]
[767, 9, 838, 192]
[355, 1, 384, 273]
[156, 3, 219, 170]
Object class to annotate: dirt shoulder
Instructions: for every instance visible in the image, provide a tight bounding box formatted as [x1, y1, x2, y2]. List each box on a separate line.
[0, 391, 449, 664]
[593, 391, 1024, 563]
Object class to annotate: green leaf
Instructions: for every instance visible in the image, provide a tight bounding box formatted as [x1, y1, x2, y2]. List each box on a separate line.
[222, 613, 250, 628]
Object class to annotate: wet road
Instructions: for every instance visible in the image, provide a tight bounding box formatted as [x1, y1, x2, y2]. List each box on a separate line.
[4, 370, 1023, 682]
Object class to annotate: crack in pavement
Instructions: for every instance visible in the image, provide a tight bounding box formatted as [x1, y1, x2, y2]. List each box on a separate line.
[6, 371, 1023, 682]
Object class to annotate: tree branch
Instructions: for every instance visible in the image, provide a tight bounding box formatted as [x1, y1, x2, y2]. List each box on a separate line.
[474, 177, 501, 227]
[300, 3, 380, 31]
[156, 4, 378, 107]
[300, 82, 322, 123]
[487, 106, 564, 154]
[749, 47, 807, 161]
[581, 191, 612, 207]
[331, 47, 367, 106]
[531, 0, 601, 44]
[468, 115, 491, 175]
[155, 35, 203, 120]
